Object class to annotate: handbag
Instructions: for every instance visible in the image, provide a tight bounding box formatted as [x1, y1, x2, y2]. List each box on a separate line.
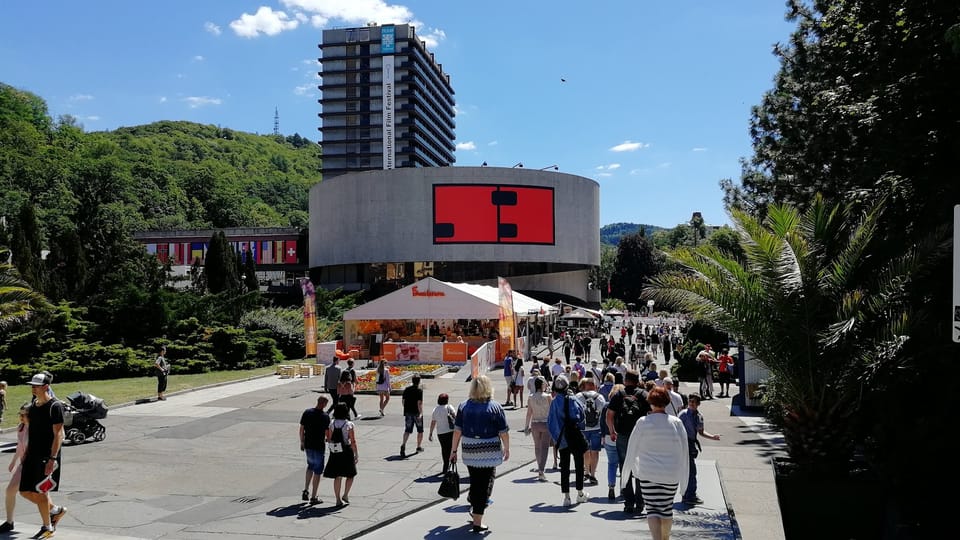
[562, 395, 588, 453]
[438, 462, 460, 499]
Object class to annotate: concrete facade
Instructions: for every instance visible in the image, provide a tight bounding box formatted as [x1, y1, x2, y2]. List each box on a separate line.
[308, 166, 600, 302]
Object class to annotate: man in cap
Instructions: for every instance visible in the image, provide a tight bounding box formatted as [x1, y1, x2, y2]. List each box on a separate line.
[19, 373, 67, 538]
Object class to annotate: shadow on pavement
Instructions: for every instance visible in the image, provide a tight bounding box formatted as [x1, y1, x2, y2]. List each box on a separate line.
[528, 502, 574, 514]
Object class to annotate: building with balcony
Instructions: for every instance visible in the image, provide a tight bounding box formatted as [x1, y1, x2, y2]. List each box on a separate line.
[318, 23, 456, 177]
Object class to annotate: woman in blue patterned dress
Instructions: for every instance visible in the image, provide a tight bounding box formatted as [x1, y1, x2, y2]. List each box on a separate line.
[451, 375, 509, 534]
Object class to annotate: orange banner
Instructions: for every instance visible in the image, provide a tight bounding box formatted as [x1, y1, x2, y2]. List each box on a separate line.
[442, 342, 468, 362]
[382, 343, 398, 361]
[497, 277, 517, 360]
[300, 279, 317, 357]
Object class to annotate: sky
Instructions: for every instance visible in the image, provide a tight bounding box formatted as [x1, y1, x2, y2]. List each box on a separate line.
[0, 1, 796, 228]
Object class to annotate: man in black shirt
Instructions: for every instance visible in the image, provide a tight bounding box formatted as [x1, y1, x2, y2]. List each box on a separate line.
[399, 375, 424, 458]
[19, 373, 66, 538]
[299, 395, 331, 505]
[605, 370, 650, 514]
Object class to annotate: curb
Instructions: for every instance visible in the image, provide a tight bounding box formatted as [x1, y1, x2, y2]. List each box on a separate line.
[341, 458, 537, 540]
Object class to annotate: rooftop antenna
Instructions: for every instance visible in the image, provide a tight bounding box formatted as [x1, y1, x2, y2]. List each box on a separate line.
[273, 107, 280, 136]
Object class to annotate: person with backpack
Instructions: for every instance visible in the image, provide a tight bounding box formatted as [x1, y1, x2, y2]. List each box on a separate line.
[547, 376, 588, 507]
[323, 403, 359, 507]
[427, 393, 457, 475]
[575, 376, 606, 486]
[605, 369, 650, 514]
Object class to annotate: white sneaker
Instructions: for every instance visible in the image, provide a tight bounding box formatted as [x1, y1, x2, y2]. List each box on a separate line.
[577, 491, 589, 503]
[563, 494, 572, 507]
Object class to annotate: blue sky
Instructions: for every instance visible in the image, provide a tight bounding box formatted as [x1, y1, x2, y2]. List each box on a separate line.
[0, 1, 794, 228]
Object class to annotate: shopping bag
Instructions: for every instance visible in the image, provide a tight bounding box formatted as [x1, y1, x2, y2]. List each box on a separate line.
[437, 462, 461, 499]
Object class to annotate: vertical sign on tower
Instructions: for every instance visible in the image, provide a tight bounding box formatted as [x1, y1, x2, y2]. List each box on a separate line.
[954, 205, 959, 342]
[381, 25, 396, 170]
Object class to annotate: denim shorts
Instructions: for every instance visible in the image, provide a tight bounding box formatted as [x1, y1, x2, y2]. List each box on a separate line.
[404, 414, 424, 433]
[584, 430, 602, 451]
[305, 448, 325, 474]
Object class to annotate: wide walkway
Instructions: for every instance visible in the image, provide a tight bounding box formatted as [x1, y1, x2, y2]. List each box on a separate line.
[0, 354, 785, 539]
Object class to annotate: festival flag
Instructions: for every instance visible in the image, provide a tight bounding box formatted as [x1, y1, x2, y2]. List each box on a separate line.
[191, 243, 204, 264]
[275, 240, 285, 264]
[260, 241, 273, 264]
[157, 244, 169, 263]
[497, 276, 517, 360]
[284, 240, 298, 263]
[300, 278, 318, 357]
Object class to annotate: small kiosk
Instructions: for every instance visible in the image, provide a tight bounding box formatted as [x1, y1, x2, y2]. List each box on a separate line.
[343, 277, 555, 363]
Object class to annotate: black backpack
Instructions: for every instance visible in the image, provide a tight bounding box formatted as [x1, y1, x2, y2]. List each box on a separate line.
[583, 393, 600, 428]
[614, 387, 650, 434]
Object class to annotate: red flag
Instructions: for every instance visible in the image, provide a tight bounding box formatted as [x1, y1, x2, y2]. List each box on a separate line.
[607, 279, 611, 294]
[283, 241, 298, 263]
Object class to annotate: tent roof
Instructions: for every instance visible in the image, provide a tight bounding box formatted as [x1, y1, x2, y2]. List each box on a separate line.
[343, 277, 556, 321]
[561, 308, 598, 320]
[605, 308, 625, 316]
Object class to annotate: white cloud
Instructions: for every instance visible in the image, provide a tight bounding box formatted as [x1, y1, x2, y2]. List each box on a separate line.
[609, 140, 649, 152]
[692, 147, 707, 152]
[596, 163, 621, 171]
[280, 0, 415, 27]
[159, 96, 168, 103]
[204, 22, 222, 36]
[455, 141, 476, 151]
[193, 55, 205, 61]
[84, 115, 100, 121]
[488, 140, 498, 146]
[68, 94, 94, 102]
[293, 84, 316, 96]
[183, 96, 222, 108]
[295, 12, 308, 23]
[230, 7, 300, 38]
[419, 27, 446, 48]
[596, 172, 612, 178]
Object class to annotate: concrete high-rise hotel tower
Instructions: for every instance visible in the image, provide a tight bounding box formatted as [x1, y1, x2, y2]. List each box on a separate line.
[318, 24, 456, 177]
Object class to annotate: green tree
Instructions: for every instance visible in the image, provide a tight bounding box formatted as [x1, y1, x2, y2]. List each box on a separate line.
[204, 231, 239, 294]
[9, 202, 43, 288]
[243, 253, 258, 292]
[643, 197, 941, 475]
[610, 231, 662, 304]
[704, 225, 745, 262]
[0, 246, 52, 329]
[44, 226, 88, 301]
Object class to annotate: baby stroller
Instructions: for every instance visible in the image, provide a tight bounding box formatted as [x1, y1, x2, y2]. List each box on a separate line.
[62, 391, 108, 444]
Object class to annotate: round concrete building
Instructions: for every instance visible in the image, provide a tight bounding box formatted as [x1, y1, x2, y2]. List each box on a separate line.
[308, 166, 600, 304]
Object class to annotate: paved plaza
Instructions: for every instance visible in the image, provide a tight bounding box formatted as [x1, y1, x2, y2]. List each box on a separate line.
[0, 354, 786, 539]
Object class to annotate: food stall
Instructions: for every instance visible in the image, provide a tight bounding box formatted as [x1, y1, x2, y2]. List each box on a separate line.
[343, 277, 556, 363]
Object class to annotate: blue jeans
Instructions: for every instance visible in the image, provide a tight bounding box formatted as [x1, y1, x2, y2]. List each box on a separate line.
[683, 447, 698, 500]
[604, 442, 619, 487]
[615, 434, 642, 509]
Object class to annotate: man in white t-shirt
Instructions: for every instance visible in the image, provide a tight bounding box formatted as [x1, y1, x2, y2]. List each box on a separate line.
[663, 377, 685, 417]
[550, 358, 566, 378]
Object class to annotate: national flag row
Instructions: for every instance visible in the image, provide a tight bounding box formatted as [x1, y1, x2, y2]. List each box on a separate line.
[144, 240, 298, 266]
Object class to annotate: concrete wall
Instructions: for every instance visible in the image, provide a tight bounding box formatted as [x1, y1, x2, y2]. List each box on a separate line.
[308, 167, 600, 268]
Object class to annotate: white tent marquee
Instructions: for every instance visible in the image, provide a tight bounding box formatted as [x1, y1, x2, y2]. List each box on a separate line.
[344, 277, 555, 322]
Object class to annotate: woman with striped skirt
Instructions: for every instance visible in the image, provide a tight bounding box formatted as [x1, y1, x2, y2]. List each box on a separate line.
[451, 375, 509, 534]
[621, 386, 689, 540]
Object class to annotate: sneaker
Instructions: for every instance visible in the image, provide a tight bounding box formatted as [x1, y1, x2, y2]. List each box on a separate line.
[607, 487, 616, 501]
[683, 496, 704, 505]
[379, 410, 384, 417]
[415, 447, 424, 452]
[342, 495, 350, 505]
[302, 489, 309, 501]
[537, 471, 547, 482]
[309, 496, 320, 505]
[400, 446, 406, 458]
[562, 494, 572, 507]
[577, 491, 589, 503]
[50, 506, 67, 528]
[0, 522, 13, 533]
[356, 413, 363, 419]
[30, 526, 54, 539]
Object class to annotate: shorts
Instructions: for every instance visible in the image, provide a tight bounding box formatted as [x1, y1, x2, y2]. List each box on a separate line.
[404, 414, 424, 434]
[19, 454, 60, 493]
[583, 430, 602, 451]
[305, 448, 325, 475]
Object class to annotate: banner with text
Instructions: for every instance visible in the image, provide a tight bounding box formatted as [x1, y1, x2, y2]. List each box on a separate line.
[300, 279, 318, 357]
[498, 277, 517, 360]
[381, 55, 395, 169]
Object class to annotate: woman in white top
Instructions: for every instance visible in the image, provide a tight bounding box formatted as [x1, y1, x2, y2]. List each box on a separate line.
[511, 358, 525, 408]
[622, 387, 689, 540]
[427, 393, 457, 474]
[523, 377, 553, 482]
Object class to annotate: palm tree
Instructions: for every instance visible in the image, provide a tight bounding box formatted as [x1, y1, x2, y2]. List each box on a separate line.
[643, 195, 934, 474]
[0, 247, 53, 329]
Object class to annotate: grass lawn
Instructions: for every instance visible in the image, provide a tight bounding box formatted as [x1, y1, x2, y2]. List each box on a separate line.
[1, 365, 279, 430]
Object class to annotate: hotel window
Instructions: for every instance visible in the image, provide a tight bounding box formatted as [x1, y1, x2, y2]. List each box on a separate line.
[359, 28, 370, 41]
[346, 30, 357, 43]
[346, 87, 358, 97]
[346, 102, 358, 112]
[346, 115, 359, 126]
[346, 59, 358, 69]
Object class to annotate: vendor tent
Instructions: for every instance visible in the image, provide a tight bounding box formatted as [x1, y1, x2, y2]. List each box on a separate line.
[604, 308, 625, 317]
[344, 277, 556, 322]
[561, 309, 597, 320]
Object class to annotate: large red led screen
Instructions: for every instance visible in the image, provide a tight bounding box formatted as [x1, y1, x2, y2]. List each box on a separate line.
[433, 184, 555, 245]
